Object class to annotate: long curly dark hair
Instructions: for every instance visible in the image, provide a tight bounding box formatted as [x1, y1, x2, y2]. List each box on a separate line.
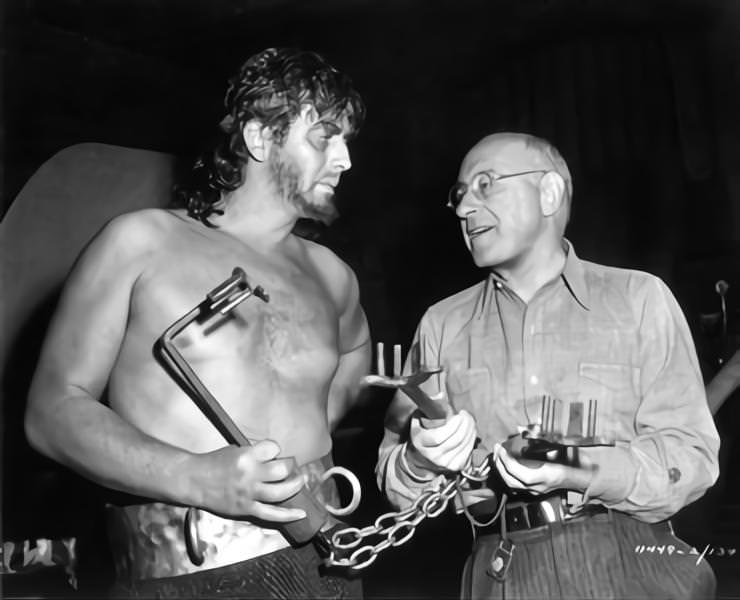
[174, 47, 366, 228]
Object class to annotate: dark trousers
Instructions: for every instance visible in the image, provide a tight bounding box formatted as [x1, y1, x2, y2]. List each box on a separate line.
[461, 510, 716, 600]
[109, 542, 362, 599]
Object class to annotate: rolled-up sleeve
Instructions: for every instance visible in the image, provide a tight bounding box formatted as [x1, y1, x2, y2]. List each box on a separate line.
[582, 278, 720, 522]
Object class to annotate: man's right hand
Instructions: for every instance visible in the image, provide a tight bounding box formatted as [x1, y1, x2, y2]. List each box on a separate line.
[406, 408, 477, 474]
[187, 439, 308, 522]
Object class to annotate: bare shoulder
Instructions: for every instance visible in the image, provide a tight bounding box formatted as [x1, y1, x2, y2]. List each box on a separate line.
[81, 209, 187, 267]
[95, 208, 178, 250]
[61, 209, 189, 293]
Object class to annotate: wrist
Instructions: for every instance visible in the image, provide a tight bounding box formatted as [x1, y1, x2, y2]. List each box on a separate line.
[580, 445, 635, 504]
[168, 450, 203, 507]
[399, 443, 437, 482]
[561, 464, 595, 493]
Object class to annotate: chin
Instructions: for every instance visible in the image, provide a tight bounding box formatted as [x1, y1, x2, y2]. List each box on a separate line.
[472, 249, 509, 270]
[297, 195, 338, 225]
[306, 188, 334, 206]
[470, 246, 497, 268]
[473, 257, 498, 269]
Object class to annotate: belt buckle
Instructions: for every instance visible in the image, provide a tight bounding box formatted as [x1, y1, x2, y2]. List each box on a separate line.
[539, 498, 560, 524]
[511, 497, 573, 530]
[521, 500, 556, 529]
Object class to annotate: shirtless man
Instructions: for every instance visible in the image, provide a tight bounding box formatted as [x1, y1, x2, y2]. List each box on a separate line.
[24, 47, 370, 598]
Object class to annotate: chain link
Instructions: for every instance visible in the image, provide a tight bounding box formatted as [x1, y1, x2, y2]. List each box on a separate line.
[325, 454, 492, 570]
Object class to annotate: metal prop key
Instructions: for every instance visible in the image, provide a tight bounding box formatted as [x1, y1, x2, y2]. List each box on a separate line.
[324, 342, 491, 570]
[361, 341, 448, 422]
[154, 267, 360, 566]
[501, 395, 615, 468]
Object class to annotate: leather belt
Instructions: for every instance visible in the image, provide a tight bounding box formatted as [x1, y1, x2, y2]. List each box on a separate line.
[480, 494, 609, 534]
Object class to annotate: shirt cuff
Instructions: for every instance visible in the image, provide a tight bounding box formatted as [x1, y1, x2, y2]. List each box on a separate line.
[582, 444, 638, 504]
[397, 442, 437, 483]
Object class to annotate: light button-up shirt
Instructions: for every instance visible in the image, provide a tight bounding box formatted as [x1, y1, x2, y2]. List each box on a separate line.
[377, 242, 719, 523]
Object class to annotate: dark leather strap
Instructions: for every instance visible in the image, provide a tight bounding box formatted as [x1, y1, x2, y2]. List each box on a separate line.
[479, 493, 609, 534]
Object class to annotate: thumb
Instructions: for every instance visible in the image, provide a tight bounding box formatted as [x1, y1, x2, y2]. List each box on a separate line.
[428, 371, 448, 401]
[251, 439, 282, 462]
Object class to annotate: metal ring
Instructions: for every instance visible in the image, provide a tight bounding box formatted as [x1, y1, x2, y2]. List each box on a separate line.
[184, 507, 205, 566]
[320, 466, 362, 516]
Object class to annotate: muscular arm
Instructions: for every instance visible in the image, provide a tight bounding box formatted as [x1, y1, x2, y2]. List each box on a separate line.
[326, 265, 371, 431]
[25, 213, 305, 520]
[579, 278, 720, 522]
[24, 213, 190, 499]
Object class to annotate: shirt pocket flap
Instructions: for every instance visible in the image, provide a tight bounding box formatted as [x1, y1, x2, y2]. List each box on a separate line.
[579, 362, 638, 393]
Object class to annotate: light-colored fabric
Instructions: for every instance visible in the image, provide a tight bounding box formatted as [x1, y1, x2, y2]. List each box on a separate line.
[378, 241, 719, 523]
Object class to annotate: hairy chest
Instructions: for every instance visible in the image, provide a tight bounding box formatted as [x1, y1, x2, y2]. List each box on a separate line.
[126, 244, 341, 388]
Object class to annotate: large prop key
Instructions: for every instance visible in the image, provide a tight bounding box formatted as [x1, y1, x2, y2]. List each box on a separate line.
[155, 268, 349, 566]
[362, 341, 447, 424]
[362, 342, 495, 516]
[502, 396, 614, 468]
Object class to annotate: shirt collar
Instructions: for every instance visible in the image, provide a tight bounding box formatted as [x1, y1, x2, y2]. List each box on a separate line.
[486, 238, 591, 311]
[560, 238, 590, 310]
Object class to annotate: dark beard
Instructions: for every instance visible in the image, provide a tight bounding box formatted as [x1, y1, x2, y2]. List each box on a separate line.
[268, 146, 338, 226]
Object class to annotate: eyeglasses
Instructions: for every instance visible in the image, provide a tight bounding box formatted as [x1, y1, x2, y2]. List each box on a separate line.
[447, 169, 549, 211]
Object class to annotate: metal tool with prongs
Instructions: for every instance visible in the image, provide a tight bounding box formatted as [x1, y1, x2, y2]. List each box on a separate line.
[154, 267, 333, 566]
[361, 341, 447, 421]
[503, 396, 613, 467]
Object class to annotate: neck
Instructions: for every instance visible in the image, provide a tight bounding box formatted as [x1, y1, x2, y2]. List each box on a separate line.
[493, 238, 566, 303]
[210, 175, 299, 250]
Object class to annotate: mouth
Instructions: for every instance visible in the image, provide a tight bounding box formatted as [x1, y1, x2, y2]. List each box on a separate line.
[316, 180, 338, 192]
[467, 225, 495, 240]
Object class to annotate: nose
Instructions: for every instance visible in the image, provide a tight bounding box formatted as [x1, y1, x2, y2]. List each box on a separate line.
[330, 138, 352, 173]
[455, 187, 479, 219]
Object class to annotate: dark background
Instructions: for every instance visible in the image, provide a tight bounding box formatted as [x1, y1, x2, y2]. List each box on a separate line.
[2, 0, 740, 597]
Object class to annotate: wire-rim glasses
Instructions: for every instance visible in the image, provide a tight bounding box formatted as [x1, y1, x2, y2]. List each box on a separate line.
[447, 169, 549, 211]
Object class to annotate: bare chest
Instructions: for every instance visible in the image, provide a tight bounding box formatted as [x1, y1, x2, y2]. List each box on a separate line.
[126, 234, 341, 396]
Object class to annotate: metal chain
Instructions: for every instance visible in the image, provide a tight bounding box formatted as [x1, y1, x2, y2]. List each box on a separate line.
[325, 454, 492, 570]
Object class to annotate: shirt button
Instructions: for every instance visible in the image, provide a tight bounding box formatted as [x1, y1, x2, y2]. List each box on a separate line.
[668, 468, 681, 483]
[530, 375, 538, 385]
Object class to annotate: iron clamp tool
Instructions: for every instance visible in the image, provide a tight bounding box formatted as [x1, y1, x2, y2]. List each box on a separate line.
[154, 267, 359, 566]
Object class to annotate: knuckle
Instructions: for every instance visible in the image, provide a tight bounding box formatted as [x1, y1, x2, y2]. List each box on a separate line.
[236, 449, 253, 468]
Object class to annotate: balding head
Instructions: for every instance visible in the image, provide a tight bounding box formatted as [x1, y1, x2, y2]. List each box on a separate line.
[462, 132, 573, 233]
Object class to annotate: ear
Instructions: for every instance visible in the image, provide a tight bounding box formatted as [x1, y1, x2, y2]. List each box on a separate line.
[539, 171, 565, 218]
[243, 119, 269, 162]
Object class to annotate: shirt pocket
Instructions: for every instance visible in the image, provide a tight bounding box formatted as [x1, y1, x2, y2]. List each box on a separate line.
[445, 367, 491, 420]
[578, 362, 640, 441]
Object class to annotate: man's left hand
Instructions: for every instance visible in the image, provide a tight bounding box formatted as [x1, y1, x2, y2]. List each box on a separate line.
[493, 443, 595, 495]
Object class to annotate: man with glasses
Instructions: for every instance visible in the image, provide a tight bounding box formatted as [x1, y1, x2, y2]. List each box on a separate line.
[377, 132, 719, 598]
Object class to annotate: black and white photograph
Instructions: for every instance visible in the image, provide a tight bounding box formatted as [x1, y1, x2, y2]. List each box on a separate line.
[2, 1, 740, 598]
